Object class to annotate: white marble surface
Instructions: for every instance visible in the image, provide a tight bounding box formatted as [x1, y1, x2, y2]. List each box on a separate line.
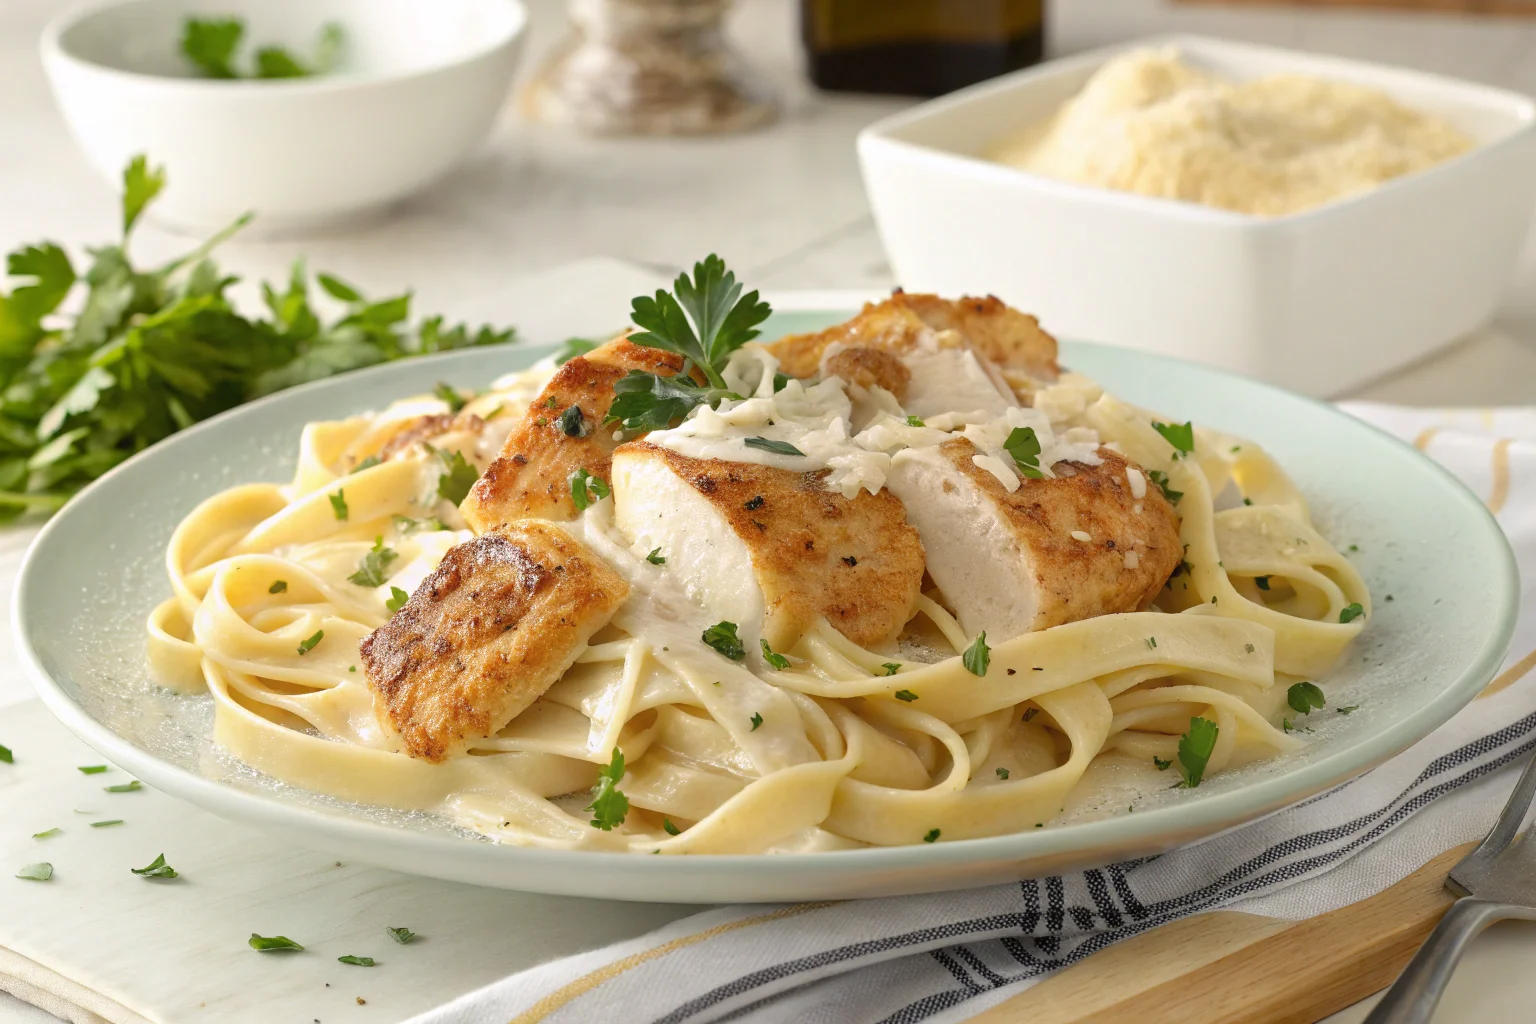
[4, 0, 1536, 1020]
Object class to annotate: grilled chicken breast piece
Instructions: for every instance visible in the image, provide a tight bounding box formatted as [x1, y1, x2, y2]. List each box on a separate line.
[460, 337, 685, 532]
[361, 520, 629, 762]
[611, 441, 925, 652]
[886, 439, 1181, 642]
[770, 292, 1060, 385]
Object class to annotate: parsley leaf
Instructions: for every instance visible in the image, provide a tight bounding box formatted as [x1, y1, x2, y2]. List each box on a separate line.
[434, 448, 479, 505]
[662, 818, 681, 836]
[702, 621, 745, 660]
[646, 547, 665, 565]
[1337, 705, 1360, 715]
[882, 663, 901, 676]
[1147, 470, 1182, 504]
[268, 580, 287, 594]
[105, 780, 142, 793]
[604, 371, 738, 432]
[922, 828, 941, 843]
[749, 712, 763, 731]
[33, 828, 61, 839]
[1175, 717, 1219, 788]
[962, 631, 990, 676]
[1255, 575, 1271, 590]
[894, 689, 919, 702]
[1153, 755, 1172, 771]
[393, 514, 447, 535]
[906, 415, 925, 427]
[0, 744, 10, 764]
[569, 468, 610, 511]
[586, 748, 629, 830]
[1340, 603, 1365, 624]
[90, 820, 123, 828]
[387, 927, 416, 944]
[248, 934, 303, 952]
[557, 404, 588, 437]
[1152, 420, 1195, 453]
[743, 437, 805, 458]
[329, 490, 349, 521]
[131, 853, 178, 879]
[760, 638, 790, 670]
[179, 17, 243, 78]
[338, 955, 375, 967]
[297, 630, 323, 656]
[347, 536, 397, 588]
[77, 765, 108, 774]
[1287, 681, 1326, 715]
[995, 767, 1010, 780]
[16, 862, 52, 881]
[433, 382, 466, 413]
[1003, 427, 1045, 479]
[629, 255, 770, 390]
[385, 586, 409, 613]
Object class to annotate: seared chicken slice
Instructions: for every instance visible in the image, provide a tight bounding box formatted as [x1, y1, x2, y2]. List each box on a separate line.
[770, 292, 1060, 385]
[886, 439, 1181, 642]
[822, 345, 911, 402]
[460, 336, 685, 531]
[611, 441, 925, 652]
[361, 520, 629, 762]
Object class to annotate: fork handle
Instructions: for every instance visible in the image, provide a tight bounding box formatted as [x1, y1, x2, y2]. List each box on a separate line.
[1365, 898, 1535, 1024]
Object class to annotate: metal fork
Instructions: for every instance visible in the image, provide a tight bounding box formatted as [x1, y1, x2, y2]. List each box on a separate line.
[1367, 748, 1536, 1023]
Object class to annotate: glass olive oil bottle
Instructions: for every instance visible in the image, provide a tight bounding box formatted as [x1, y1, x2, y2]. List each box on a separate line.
[800, 0, 1045, 96]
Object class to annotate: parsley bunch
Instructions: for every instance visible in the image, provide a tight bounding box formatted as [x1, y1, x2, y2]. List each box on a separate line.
[0, 156, 515, 520]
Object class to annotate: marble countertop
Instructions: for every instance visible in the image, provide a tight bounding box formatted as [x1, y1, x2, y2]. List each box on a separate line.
[4, 0, 1536, 1021]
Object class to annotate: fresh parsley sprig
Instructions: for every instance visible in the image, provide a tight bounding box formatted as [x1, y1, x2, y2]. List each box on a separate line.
[347, 536, 397, 588]
[1003, 427, 1045, 479]
[1175, 717, 1219, 788]
[586, 748, 629, 831]
[606, 372, 739, 432]
[181, 17, 344, 80]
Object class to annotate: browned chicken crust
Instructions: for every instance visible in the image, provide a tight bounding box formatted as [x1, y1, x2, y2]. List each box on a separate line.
[942, 439, 1182, 629]
[618, 441, 925, 650]
[769, 292, 1060, 382]
[374, 412, 486, 463]
[361, 520, 629, 762]
[460, 336, 685, 531]
[822, 345, 911, 401]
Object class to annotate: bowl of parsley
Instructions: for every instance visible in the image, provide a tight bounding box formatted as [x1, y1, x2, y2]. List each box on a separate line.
[41, 0, 527, 235]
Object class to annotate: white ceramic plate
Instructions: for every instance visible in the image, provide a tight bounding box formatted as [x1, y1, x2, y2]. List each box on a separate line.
[15, 313, 1518, 903]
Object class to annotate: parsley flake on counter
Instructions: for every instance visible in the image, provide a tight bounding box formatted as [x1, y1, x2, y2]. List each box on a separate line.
[662, 818, 681, 836]
[385, 587, 409, 614]
[1287, 682, 1326, 715]
[434, 448, 480, 505]
[0, 744, 11, 764]
[962, 631, 990, 676]
[131, 853, 178, 879]
[1147, 470, 1182, 504]
[1340, 603, 1365, 624]
[248, 934, 304, 952]
[1153, 756, 1172, 771]
[32, 828, 61, 839]
[569, 468, 611, 511]
[1337, 705, 1361, 715]
[882, 663, 901, 676]
[348, 536, 397, 588]
[906, 415, 925, 427]
[586, 747, 629, 831]
[1255, 576, 1271, 591]
[744, 437, 805, 458]
[268, 580, 288, 594]
[759, 639, 790, 670]
[922, 829, 941, 843]
[433, 382, 466, 413]
[702, 621, 745, 661]
[1175, 717, 1219, 788]
[1003, 427, 1045, 479]
[91, 820, 124, 828]
[1152, 420, 1195, 454]
[297, 630, 324, 656]
[557, 404, 588, 438]
[338, 955, 375, 967]
[894, 689, 919, 702]
[749, 712, 764, 732]
[554, 337, 599, 365]
[329, 490, 349, 521]
[646, 547, 666, 565]
[105, 780, 142, 793]
[995, 767, 1010, 780]
[16, 863, 52, 881]
[386, 926, 416, 945]
[77, 765, 108, 774]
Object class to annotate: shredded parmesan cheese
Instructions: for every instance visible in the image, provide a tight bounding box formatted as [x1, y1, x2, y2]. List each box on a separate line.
[1070, 530, 1092, 542]
[1126, 466, 1147, 500]
[1124, 550, 1141, 570]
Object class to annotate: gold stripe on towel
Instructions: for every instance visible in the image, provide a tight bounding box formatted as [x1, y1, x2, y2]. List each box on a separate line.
[1481, 647, 1536, 699]
[1413, 427, 1439, 452]
[1487, 438, 1512, 515]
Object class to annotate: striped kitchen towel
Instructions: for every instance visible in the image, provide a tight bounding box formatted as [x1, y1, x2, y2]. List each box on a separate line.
[411, 404, 1536, 1024]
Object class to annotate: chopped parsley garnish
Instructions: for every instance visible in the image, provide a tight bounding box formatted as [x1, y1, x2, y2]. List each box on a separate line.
[1348, 544, 1359, 552]
[750, 712, 764, 731]
[16, 863, 52, 881]
[882, 663, 901, 676]
[434, 448, 479, 505]
[1337, 705, 1361, 715]
[569, 468, 611, 511]
[586, 748, 629, 831]
[338, 955, 375, 967]
[702, 621, 745, 660]
[387, 927, 416, 944]
[605, 256, 769, 428]
[1153, 755, 1172, 771]
[906, 415, 925, 427]
[557, 404, 588, 438]
[894, 689, 919, 702]
[91, 820, 123, 828]
[760, 639, 790, 670]
[77, 765, 108, 774]
[1152, 420, 1195, 454]
[554, 337, 599, 365]
[348, 536, 398, 588]
[434, 382, 466, 413]
[1245, 643, 1256, 653]
[662, 818, 681, 836]
[1145, 637, 1157, 649]
[131, 853, 178, 879]
[1255, 576, 1271, 590]
[297, 630, 324, 656]
[744, 437, 805, 457]
[995, 767, 1010, 780]
[1003, 427, 1045, 479]
[962, 631, 990, 676]
[268, 580, 288, 594]
[393, 514, 448, 534]
[773, 372, 791, 392]
[33, 828, 61, 839]
[248, 934, 304, 952]
[1340, 603, 1365, 624]
[646, 548, 666, 565]
[922, 829, 941, 843]
[329, 489, 349, 521]
[351, 455, 381, 474]
[1287, 682, 1326, 715]
[105, 780, 142, 793]
[1147, 470, 1182, 504]
[1022, 707, 1039, 723]
[0, 744, 10, 764]
[385, 586, 410, 613]
[1175, 717, 1219, 788]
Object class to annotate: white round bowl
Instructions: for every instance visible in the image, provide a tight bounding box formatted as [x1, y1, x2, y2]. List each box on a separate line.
[41, 0, 527, 235]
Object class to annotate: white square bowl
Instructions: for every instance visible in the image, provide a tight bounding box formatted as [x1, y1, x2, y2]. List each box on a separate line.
[858, 34, 1536, 397]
